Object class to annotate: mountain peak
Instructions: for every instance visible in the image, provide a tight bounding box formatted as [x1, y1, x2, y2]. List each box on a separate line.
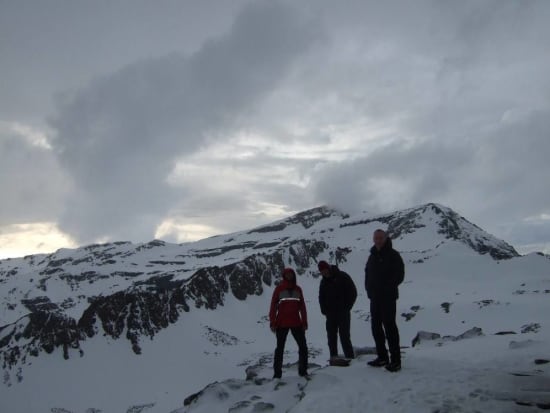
[247, 205, 348, 234]
[416, 203, 519, 260]
[340, 202, 518, 260]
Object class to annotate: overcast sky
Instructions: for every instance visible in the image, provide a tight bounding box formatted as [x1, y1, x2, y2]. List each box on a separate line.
[1, 0, 549, 259]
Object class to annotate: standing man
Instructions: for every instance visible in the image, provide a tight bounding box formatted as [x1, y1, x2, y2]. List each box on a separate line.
[365, 229, 405, 372]
[318, 260, 357, 360]
[269, 267, 309, 379]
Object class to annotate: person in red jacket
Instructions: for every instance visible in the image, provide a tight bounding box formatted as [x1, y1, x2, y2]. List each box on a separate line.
[269, 267, 309, 378]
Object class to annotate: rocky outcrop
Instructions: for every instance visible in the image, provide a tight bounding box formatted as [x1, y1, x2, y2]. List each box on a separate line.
[342, 203, 518, 260]
[428, 204, 519, 260]
[411, 327, 484, 347]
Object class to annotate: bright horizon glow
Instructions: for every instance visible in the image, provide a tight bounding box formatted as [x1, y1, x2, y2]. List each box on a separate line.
[0, 222, 76, 260]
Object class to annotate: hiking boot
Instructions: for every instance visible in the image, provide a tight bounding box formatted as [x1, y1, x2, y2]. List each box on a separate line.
[385, 361, 401, 372]
[367, 357, 389, 367]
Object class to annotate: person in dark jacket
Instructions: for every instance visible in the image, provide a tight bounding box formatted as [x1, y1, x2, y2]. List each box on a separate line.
[269, 267, 308, 378]
[364, 229, 405, 372]
[318, 260, 357, 360]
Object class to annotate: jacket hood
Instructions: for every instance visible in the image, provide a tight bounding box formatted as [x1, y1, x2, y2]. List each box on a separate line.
[320, 265, 340, 283]
[280, 278, 297, 289]
[329, 265, 341, 277]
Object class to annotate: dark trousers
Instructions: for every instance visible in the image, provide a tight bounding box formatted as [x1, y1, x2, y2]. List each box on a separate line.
[370, 299, 401, 362]
[273, 327, 308, 376]
[326, 311, 355, 359]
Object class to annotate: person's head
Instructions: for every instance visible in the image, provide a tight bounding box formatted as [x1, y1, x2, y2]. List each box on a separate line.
[282, 267, 296, 282]
[317, 260, 331, 278]
[373, 229, 388, 250]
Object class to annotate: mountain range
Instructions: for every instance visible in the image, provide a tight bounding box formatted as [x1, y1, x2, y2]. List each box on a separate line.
[1, 203, 548, 412]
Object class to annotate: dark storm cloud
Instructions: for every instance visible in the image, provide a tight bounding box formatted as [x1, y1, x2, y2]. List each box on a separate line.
[310, 108, 550, 247]
[49, 1, 321, 243]
[310, 139, 472, 213]
[0, 0, 249, 122]
[301, 0, 550, 249]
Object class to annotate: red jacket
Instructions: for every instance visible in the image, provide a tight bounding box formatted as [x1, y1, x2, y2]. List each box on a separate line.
[269, 279, 308, 329]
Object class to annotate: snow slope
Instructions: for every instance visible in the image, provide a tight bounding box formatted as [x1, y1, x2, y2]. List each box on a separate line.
[0, 203, 548, 412]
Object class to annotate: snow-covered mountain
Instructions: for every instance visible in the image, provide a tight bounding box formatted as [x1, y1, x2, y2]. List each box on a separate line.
[0, 203, 548, 412]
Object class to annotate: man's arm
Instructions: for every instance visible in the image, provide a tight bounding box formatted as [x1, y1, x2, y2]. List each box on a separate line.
[318, 281, 327, 315]
[364, 259, 369, 292]
[394, 252, 405, 285]
[345, 273, 357, 309]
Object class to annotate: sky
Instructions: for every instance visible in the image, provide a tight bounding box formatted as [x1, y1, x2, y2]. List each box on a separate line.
[1, 0, 549, 259]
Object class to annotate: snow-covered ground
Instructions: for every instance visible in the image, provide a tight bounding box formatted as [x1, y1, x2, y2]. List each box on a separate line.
[0, 204, 548, 412]
[182, 339, 550, 413]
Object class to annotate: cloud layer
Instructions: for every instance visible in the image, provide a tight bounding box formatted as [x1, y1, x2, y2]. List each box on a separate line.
[49, 1, 320, 243]
[1, 0, 549, 254]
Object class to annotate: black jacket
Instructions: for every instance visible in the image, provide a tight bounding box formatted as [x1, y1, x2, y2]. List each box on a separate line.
[319, 265, 358, 316]
[364, 238, 405, 300]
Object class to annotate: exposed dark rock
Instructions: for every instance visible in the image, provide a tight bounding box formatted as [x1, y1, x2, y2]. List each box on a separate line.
[135, 240, 165, 251]
[475, 299, 499, 309]
[192, 242, 257, 258]
[248, 223, 287, 234]
[441, 302, 452, 313]
[249, 206, 346, 235]
[125, 403, 155, 413]
[341, 203, 518, 260]
[252, 402, 275, 411]
[229, 400, 252, 412]
[521, 323, 541, 334]
[285, 206, 347, 228]
[0, 311, 83, 369]
[111, 271, 143, 278]
[253, 242, 282, 249]
[72, 256, 93, 265]
[184, 387, 206, 406]
[402, 304, 423, 320]
[428, 204, 518, 260]
[203, 326, 239, 346]
[401, 312, 416, 322]
[21, 296, 59, 313]
[412, 331, 442, 347]
[47, 257, 74, 268]
[534, 359, 549, 365]
[147, 260, 186, 265]
[39, 267, 64, 276]
[514, 400, 550, 410]
[245, 365, 261, 381]
[453, 327, 483, 340]
[412, 327, 483, 347]
[331, 247, 353, 265]
[287, 240, 329, 274]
